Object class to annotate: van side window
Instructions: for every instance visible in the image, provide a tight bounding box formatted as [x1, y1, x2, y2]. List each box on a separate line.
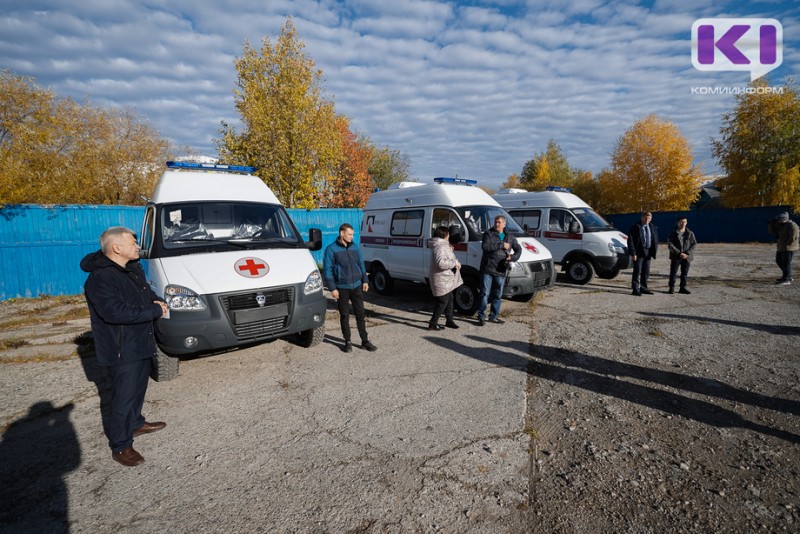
[141, 206, 155, 252]
[512, 209, 541, 232]
[431, 208, 461, 237]
[548, 209, 575, 233]
[391, 210, 424, 237]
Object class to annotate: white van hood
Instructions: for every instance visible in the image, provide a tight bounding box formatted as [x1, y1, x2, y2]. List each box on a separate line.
[517, 236, 552, 262]
[156, 249, 319, 295]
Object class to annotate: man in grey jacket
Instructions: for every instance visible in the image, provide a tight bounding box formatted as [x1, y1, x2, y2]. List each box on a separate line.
[666, 216, 697, 294]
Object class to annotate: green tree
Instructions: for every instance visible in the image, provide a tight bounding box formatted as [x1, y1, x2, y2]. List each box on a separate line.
[369, 145, 410, 191]
[711, 78, 800, 211]
[0, 70, 170, 205]
[217, 18, 341, 208]
[599, 115, 701, 213]
[520, 139, 575, 190]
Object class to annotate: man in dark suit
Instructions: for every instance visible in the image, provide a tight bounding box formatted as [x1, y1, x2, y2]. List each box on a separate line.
[627, 212, 658, 296]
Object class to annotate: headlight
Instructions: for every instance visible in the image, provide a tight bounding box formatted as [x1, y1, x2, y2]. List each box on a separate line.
[164, 285, 207, 311]
[304, 270, 323, 295]
[508, 261, 523, 272]
[609, 243, 626, 254]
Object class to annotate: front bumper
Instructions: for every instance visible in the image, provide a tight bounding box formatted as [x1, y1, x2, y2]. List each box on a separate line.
[157, 283, 326, 355]
[503, 259, 555, 297]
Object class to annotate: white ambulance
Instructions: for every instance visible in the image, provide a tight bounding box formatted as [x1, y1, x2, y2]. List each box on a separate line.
[493, 187, 629, 285]
[138, 161, 326, 380]
[361, 177, 555, 315]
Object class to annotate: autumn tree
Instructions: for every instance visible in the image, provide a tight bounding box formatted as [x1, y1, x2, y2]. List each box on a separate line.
[599, 115, 701, 213]
[217, 18, 341, 208]
[0, 71, 170, 205]
[323, 117, 373, 207]
[570, 170, 603, 208]
[369, 145, 410, 191]
[499, 173, 521, 190]
[520, 139, 575, 190]
[711, 78, 800, 211]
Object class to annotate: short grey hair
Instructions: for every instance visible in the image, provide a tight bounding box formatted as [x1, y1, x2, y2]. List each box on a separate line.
[100, 227, 135, 254]
[494, 215, 506, 223]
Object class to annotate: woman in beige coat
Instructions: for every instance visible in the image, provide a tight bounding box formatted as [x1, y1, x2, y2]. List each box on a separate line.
[428, 226, 463, 330]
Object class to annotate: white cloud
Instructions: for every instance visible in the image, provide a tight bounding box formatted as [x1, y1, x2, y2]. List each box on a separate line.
[0, 0, 798, 189]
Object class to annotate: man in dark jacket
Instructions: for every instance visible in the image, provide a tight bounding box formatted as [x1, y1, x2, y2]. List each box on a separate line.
[323, 223, 377, 353]
[628, 212, 658, 296]
[81, 227, 168, 467]
[666, 216, 697, 294]
[476, 215, 521, 326]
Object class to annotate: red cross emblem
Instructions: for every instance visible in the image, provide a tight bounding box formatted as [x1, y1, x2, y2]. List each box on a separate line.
[234, 257, 269, 278]
[523, 242, 538, 254]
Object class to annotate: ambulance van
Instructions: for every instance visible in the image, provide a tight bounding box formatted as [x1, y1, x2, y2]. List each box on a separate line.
[493, 187, 629, 285]
[138, 161, 326, 380]
[361, 177, 555, 315]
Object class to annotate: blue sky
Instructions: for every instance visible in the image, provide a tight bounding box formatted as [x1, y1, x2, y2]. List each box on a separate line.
[1, 0, 797, 190]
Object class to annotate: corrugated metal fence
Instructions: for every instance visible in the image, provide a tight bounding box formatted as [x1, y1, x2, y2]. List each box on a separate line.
[605, 206, 795, 243]
[0, 205, 361, 300]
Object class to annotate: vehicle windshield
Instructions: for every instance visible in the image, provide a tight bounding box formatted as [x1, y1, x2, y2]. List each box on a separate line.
[160, 202, 302, 250]
[572, 208, 615, 232]
[457, 205, 525, 240]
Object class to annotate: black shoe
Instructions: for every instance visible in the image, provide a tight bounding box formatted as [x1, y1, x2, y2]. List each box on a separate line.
[444, 321, 459, 329]
[668, 287, 674, 294]
[489, 318, 505, 324]
[631, 291, 641, 296]
[640, 289, 654, 295]
[362, 341, 378, 352]
[679, 288, 691, 294]
[477, 317, 485, 326]
[343, 342, 353, 353]
[427, 324, 444, 331]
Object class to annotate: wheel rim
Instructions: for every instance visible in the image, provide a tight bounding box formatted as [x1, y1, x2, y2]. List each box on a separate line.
[455, 285, 475, 311]
[570, 262, 589, 281]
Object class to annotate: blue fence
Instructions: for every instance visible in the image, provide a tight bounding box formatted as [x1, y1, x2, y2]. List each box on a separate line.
[604, 206, 796, 243]
[0, 205, 361, 300]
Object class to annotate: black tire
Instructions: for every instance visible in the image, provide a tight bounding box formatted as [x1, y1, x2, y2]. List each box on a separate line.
[297, 325, 325, 348]
[566, 259, 594, 285]
[152, 347, 179, 382]
[371, 265, 394, 295]
[596, 266, 621, 280]
[454, 281, 480, 315]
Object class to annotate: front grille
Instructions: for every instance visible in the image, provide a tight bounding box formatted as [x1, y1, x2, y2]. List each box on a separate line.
[219, 287, 294, 338]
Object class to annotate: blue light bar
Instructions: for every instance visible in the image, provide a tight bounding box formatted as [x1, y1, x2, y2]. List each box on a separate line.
[434, 177, 478, 186]
[166, 161, 258, 174]
[545, 185, 572, 192]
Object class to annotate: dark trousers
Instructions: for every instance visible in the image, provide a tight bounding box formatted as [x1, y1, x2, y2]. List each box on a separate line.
[669, 258, 690, 288]
[776, 251, 794, 281]
[631, 256, 652, 292]
[430, 291, 454, 326]
[108, 357, 152, 452]
[337, 286, 369, 344]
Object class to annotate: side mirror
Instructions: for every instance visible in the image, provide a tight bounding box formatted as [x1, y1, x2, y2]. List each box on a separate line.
[569, 221, 581, 234]
[138, 249, 149, 260]
[307, 228, 322, 251]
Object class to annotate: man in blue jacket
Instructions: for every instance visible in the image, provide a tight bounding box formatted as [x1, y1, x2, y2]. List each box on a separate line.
[81, 227, 168, 467]
[323, 223, 377, 353]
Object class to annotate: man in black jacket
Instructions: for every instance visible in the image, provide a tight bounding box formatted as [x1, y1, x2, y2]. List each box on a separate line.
[476, 215, 521, 325]
[627, 212, 658, 296]
[81, 227, 168, 467]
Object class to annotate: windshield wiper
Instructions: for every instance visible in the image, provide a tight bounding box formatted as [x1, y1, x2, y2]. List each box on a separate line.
[167, 238, 249, 248]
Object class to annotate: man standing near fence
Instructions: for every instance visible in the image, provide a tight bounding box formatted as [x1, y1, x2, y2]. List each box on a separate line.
[81, 226, 168, 467]
[628, 212, 658, 296]
[768, 212, 799, 285]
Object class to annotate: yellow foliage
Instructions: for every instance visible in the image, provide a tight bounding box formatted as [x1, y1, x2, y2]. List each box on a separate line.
[0, 70, 171, 205]
[600, 115, 701, 213]
[217, 18, 343, 209]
